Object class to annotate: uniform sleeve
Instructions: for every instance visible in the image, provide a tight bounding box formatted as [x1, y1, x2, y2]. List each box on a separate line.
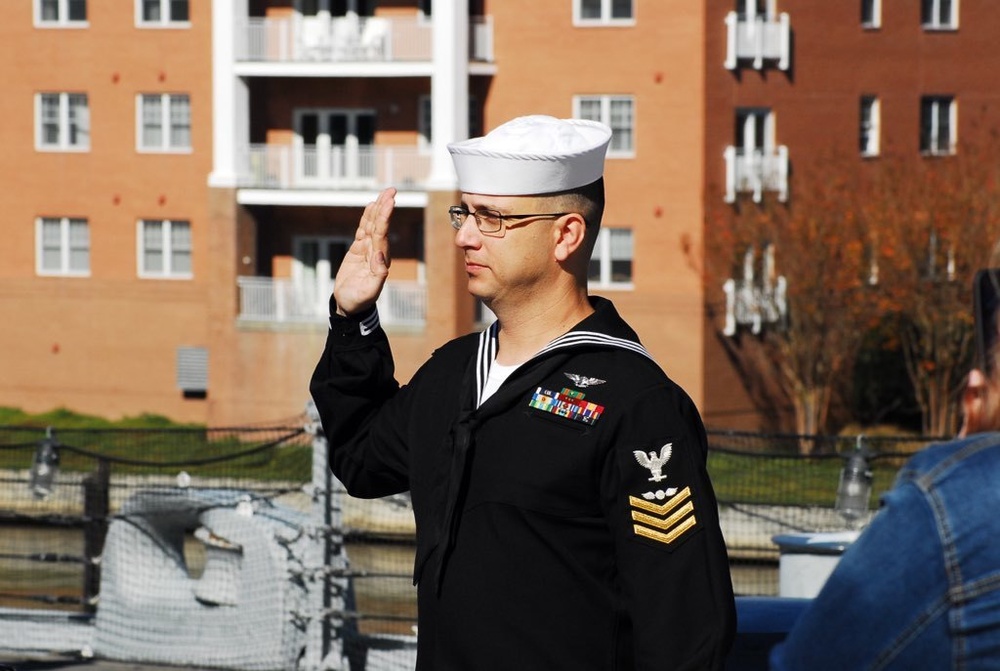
[600, 382, 736, 670]
[769, 481, 950, 671]
[309, 309, 412, 498]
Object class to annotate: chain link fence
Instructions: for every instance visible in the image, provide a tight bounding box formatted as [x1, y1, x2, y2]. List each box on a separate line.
[0, 422, 943, 667]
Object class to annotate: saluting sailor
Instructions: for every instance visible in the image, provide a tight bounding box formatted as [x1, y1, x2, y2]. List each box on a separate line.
[310, 115, 736, 670]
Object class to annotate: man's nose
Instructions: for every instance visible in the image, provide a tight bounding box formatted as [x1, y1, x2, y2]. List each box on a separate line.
[453, 215, 481, 248]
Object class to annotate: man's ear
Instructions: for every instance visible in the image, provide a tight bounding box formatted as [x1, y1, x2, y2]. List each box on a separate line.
[552, 214, 588, 263]
[959, 369, 988, 437]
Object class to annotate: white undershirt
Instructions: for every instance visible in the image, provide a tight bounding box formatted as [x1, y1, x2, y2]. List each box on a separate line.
[479, 361, 519, 406]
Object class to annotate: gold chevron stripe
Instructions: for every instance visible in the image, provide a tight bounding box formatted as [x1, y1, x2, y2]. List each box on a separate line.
[634, 515, 698, 545]
[628, 486, 691, 515]
[631, 501, 694, 530]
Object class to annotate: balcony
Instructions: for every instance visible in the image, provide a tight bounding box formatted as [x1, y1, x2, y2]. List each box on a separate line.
[239, 144, 431, 192]
[237, 14, 494, 64]
[723, 146, 789, 203]
[724, 11, 790, 71]
[237, 277, 426, 327]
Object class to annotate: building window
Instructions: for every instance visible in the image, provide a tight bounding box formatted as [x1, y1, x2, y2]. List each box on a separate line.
[861, 0, 881, 28]
[138, 0, 189, 25]
[36, 0, 87, 25]
[138, 94, 191, 151]
[588, 229, 633, 288]
[922, 0, 957, 29]
[418, 97, 431, 145]
[418, 96, 482, 149]
[138, 219, 192, 278]
[574, 0, 634, 25]
[726, 107, 788, 203]
[298, 0, 375, 17]
[736, 0, 775, 20]
[293, 236, 351, 313]
[736, 107, 775, 153]
[860, 96, 880, 157]
[574, 96, 634, 157]
[36, 93, 89, 151]
[294, 108, 376, 183]
[920, 96, 956, 155]
[37, 217, 89, 276]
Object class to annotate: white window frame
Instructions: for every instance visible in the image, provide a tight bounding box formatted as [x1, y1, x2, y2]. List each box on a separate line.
[35, 92, 90, 152]
[136, 0, 190, 27]
[34, 0, 88, 27]
[573, 0, 635, 26]
[920, 96, 957, 156]
[862, 0, 881, 28]
[36, 217, 90, 277]
[136, 93, 192, 152]
[588, 228, 634, 290]
[137, 219, 192, 279]
[574, 95, 635, 158]
[860, 96, 880, 157]
[922, 0, 958, 30]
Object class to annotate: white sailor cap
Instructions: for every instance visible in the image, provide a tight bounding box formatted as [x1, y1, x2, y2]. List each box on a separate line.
[447, 115, 613, 196]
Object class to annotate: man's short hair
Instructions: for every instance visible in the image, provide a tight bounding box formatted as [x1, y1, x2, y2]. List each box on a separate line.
[546, 177, 604, 228]
[544, 177, 605, 257]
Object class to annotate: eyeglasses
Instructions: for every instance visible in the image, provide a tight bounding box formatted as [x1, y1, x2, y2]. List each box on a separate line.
[448, 205, 573, 236]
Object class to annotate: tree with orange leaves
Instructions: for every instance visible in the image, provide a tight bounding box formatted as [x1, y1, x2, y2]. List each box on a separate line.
[702, 154, 879, 451]
[702, 140, 1000, 445]
[866, 146, 1000, 436]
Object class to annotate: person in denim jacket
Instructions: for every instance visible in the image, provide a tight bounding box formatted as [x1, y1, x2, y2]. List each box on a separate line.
[770, 363, 1000, 669]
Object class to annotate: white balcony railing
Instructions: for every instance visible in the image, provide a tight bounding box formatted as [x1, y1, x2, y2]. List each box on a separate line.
[238, 15, 494, 64]
[724, 11, 790, 71]
[237, 277, 427, 326]
[723, 145, 789, 203]
[239, 144, 432, 191]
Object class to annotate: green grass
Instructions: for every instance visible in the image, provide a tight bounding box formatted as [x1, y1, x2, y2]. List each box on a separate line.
[0, 406, 311, 482]
[707, 450, 906, 509]
[0, 406, 202, 430]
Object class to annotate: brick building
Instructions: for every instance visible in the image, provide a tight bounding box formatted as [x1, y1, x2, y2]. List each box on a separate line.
[1, 1, 997, 427]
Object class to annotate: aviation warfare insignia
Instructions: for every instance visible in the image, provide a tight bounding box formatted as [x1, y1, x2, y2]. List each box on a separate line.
[629, 486, 698, 547]
[529, 387, 605, 425]
[564, 372, 606, 389]
[641, 488, 679, 500]
[633, 443, 672, 482]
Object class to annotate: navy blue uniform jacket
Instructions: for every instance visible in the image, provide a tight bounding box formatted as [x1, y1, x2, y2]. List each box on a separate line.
[310, 296, 736, 670]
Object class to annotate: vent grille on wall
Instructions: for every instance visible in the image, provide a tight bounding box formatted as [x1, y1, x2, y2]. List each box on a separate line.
[177, 346, 208, 394]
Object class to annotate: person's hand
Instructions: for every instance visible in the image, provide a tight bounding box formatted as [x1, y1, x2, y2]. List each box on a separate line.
[333, 187, 396, 317]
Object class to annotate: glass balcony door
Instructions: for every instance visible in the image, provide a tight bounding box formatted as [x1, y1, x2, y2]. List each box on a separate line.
[295, 109, 376, 188]
[293, 236, 350, 317]
[296, 0, 375, 58]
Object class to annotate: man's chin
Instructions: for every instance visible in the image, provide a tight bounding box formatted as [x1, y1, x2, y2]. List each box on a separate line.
[465, 284, 497, 311]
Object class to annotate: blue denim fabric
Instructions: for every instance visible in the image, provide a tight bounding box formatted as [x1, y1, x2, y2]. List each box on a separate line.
[770, 432, 1000, 670]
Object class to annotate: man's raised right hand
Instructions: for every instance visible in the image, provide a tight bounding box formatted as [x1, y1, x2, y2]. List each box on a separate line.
[333, 187, 396, 317]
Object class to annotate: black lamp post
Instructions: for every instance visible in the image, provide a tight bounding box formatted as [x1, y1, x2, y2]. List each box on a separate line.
[29, 428, 60, 499]
[835, 436, 873, 529]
